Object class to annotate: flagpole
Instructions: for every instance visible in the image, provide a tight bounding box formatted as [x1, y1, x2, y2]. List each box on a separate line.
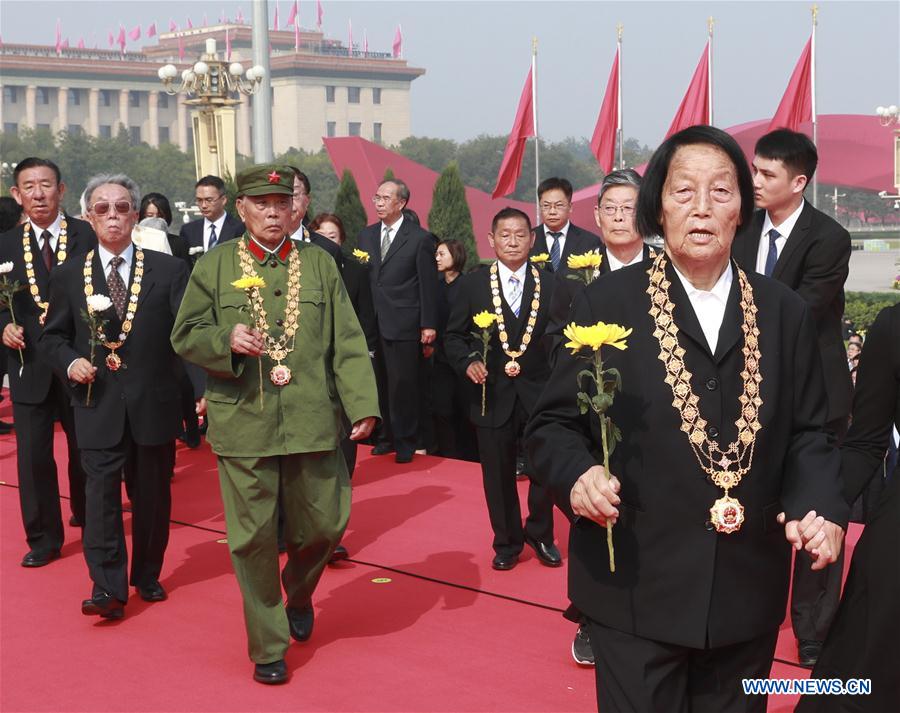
[707, 17, 714, 125]
[810, 4, 819, 208]
[616, 24, 624, 169]
[532, 36, 540, 224]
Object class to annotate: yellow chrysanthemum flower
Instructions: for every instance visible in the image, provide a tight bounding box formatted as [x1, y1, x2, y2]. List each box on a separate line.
[472, 311, 498, 330]
[231, 276, 267, 290]
[530, 253, 550, 265]
[563, 321, 632, 354]
[353, 249, 370, 263]
[567, 250, 604, 270]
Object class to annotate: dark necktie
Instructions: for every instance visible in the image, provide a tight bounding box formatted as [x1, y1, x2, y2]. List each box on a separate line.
[548, 231, 562, 271]
[380, 225, 391, 259]
[208, 224, 218, 250]
[41, 230, 54, 271]
[107, 256, 127, 320]
[764, 228, 780, 277]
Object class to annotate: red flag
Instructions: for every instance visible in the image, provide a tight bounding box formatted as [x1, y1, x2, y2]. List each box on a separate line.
[294, 15, 300, 50]
[187, 17, 193, 29]
[108, 30, 114, 48]
[492, 67, 535, 199]
[61, 38, 69, 49]
[169, 19, 177, 32]
[392, 25, 402, 58]
[664, 42, 710, 139]
[273, 2, 279, 30]
[590, 48, 620, 174]
[147, 22, 157, 38]
[55, 19, 62, 55]
[316, 0, 323, 29]
[117, 26, 126, 53]
[363, 30, 368, 55]
[348, 19, 352, 56]
[226, 28, 232, 60]
[768, 37, 813, 132]
[129, 25, 141, 41]
[178, 36, 185, 60]
[77, 37, 85, 49]
[236, 8, 244, 24]
[287, 1, 297, 26]
[202, 13, 208, 27]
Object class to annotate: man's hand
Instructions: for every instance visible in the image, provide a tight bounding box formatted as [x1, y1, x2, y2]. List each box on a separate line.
[68, 357, 97, 384]
[230, 324, 264, 356]
[778, 510, 845, 570]
[465, 360, 488, 385]
[349, 416, 377, 441]
[422, 345, 435, 359]
[570, 465, 621, 527]
[195, 397, 207, 417]
[2, 323, 25, 350]
[420, 328, 436, 345]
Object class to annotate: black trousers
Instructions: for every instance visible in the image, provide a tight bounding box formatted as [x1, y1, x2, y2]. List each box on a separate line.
[374, 336, 420, 458]
[13, 377, 86, 553]
[475, 399, 553, 556]
[586, 620, 779, 713]
[80, 426, 174, 603]
[432, 360, 478, 461]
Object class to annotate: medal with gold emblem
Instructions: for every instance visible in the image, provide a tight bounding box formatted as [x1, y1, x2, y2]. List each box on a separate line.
[646, 253, 763, 534]
[488, 262, 541, 378]
[236, 238, 302, 386]
[83, 248, 145, 370]
[23, 216, 68, 325]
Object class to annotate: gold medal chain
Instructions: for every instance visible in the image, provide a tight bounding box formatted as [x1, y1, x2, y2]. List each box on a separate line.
[488, 261, 541, 361]
[23, 215, 68, 323]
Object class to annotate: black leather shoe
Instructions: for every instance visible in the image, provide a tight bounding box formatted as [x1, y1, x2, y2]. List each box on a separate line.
[82, 592, 125, 619]
[184, 431, 201, 449]
[525, 536, 563, 567]
[395, 452, 413, 464]
[491, 553, 519, 571]
[21, 549, 61, 567]
[798, 639, 823, 668]
[137, 581, 168, 602]
[253, 659, 288, 685]
[69, 515, 82, 527]
[287, 604, 314, 642]
[328, 544, 349, 564]
[0, 419, 13, 434]
[371, 443, 394, 456]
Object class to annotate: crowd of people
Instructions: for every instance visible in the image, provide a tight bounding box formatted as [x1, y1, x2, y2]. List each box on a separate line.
[0, 125, 896, 711]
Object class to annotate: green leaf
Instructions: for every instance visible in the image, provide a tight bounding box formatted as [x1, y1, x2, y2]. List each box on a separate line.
[592, 392, 612, 413]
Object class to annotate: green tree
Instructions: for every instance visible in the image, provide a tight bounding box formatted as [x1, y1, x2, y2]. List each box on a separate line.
[333, 169, 368, 252]
[393, 136, 457, 172]
[275, 147, 341, 218]
[382, 167, 395, 182]
[428, 161, 479, 270]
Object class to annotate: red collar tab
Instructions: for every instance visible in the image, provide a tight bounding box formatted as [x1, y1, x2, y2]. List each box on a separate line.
[246, 236, 292, 263]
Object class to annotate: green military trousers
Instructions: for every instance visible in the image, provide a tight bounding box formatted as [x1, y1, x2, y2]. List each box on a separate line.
[216, 450, 350, 663]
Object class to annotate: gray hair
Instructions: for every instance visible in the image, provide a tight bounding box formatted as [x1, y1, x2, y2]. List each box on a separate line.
[139, 216, 169, 233]
[83, 173, 141, 211]
[381, 178, 410, 204]
[598, 168, 642, 203]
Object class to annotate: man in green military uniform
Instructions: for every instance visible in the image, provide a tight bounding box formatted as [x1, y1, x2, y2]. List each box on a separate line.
[171, 165, 379, 685]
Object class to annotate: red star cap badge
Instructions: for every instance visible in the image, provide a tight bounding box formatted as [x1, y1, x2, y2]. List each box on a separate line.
[267, 170, 280, 184]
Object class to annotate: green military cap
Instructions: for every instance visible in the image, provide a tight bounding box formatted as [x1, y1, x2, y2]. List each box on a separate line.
[236, 164, 294, 197]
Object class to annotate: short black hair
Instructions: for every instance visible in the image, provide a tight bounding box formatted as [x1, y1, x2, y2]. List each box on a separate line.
[636, 125, 754, 240]
[0, 196, 23, 232]
[13, 157, 62, 186]
[195, 175, 226, 193]
[286, 166, 311, 195]
[437, 238, 467, 273]
[537, 177, 573, 202]
[139, 192, 173, 224]
[754, 128, 818, 182]
[491, 207, 532, 233]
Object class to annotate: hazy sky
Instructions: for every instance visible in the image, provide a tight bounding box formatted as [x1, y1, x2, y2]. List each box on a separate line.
[2, 1, 897, 146]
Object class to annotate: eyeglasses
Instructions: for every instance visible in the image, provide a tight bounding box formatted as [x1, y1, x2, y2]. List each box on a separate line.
[540, 202, 569, 212]
[195, 195, 225, 205]
[599, 204, 635, 216]
[372, 195, 394, 205]
[90, 200, 133, 215]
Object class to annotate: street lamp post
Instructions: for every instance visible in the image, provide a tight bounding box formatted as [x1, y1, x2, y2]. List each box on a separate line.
[875, 105, 900, 204]
[157, 39, 265, 180]
[0, 161, 17, 197]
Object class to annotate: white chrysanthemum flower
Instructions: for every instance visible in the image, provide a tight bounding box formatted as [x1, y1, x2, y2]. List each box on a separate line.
[86, 294, 113, 314]
[188, 246, 205, 256]
[0, 261, 13, 274]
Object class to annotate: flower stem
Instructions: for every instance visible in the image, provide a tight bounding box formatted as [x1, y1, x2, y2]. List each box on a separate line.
[8, 300, 24, 369]
[596, 354, 615, 573]
[86, 335, 95, 407]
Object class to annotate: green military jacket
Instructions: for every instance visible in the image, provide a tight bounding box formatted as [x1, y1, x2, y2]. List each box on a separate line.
[171, 235, 379, 457]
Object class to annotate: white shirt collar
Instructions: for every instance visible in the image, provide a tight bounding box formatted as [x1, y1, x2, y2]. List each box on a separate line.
[289, 225, 309, 243]
[204, 213, 227, 237]
[762, 199, 805, 241]
[381, 215, 404, 235]
[544, 221, 570, 239]
[97, 242, 134, 271]
[607, 247, 644, 272]
[31, 212, 63, 243]
[671, 261, 733, 353]
[250, 234, 286, 255]
[497, 260, 528, 284]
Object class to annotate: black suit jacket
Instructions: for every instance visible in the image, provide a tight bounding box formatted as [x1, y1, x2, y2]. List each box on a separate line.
[39, 248, 189, 449]
[308, 231, 344, 273]
[525, 260, 848, 649]
[0, 216, 97, 404]
[732, 204, 852, 423]
[179, 213, 245, 264]
[444, 264, 555, 428]
[343, 257, 378, 352]
[530, 222, 602, 275]
[357, 219, 439, 341]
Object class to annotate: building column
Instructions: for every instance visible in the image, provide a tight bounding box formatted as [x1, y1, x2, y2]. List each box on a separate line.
[57, 87, 69, 133]
[237, 97, 252, 157]
[87, 88, 100, 137]
[24, 85, 37, 129]
[176, 95, 189, 152]
[118, 89, 129, 134]
[148, 90, 159, 148]
[0, 85, 4, 129]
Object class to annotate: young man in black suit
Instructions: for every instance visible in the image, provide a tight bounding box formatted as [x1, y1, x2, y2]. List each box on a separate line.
[357, 178, 438, 463]
[732, 129, 852, 668]
[40, 173, 189, 619]
[0, 157, 95, 568]
[530, 177, 602, 273]
[445, 208, 560, 571]
[178, 175, 244, 261]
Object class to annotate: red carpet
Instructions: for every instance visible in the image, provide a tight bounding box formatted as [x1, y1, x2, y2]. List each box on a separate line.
[0, 401, 858, 712]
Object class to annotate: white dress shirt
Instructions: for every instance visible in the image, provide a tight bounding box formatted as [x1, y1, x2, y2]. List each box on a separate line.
[755, 199, 804, 274]
[671, 262, 733, 354]
[380, 215, 404, 254]
[32, 212, 63, 252]
[204, 213, 227, 251]
[543, 221, 570, 257]
[607, 248, 645, 272]
[497, 260, 528, 313]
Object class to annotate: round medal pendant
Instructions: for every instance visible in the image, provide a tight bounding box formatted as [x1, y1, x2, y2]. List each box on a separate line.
[504, 360, 521, 378]
[709, 494, 745, 534]
[269, 363, 292, 386]
[105, 351, 123, 371]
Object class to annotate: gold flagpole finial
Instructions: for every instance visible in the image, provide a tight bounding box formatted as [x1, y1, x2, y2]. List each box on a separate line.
[812, 4, 818, 25]
[616, 23, 623, 41]
[708, 16, 715, 36]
